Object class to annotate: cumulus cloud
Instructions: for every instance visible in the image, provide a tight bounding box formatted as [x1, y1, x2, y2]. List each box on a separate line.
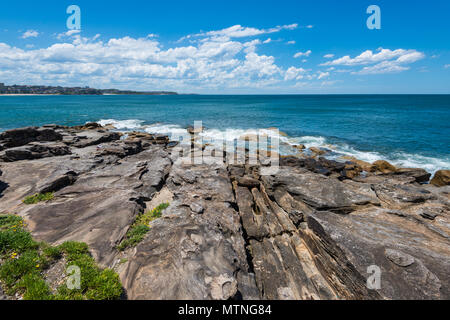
[0, 31, 297, 91]
[321, 48, 425, 75]
[286, 40, 296, 45]
[323, 54, 334, 59]
[294, 50, 311, 58]
[284, 67, 307, 80]
[21, 30, 39, 39]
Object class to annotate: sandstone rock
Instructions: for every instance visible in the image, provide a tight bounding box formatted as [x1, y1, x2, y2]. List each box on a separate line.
[372, 183, 435, 208]
[394, 168, 431, 184]
[309, 147, 327, 155]
[72, 122, 103, 130]
[121, 155, 254, 300]
[263, 167, 379, 213]
[190, 202, 204, 214]
[372, 160, 397, 174]
[0, 143, 71, 162]
[293, 144, 305, 151]
[385, 249, 415, 267]
[0, 126, 62, 149]
[341, 156, 375, 172]
[237, 176, 260, 188]
[1, 123, 449, 300]
[72, 130, 121, 148]
[431, 170, 450, 187]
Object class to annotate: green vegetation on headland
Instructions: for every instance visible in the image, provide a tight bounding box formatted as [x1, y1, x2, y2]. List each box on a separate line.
[0, 83, 177, 95]
[23, 192, 54, 204]
[117, 203, 169, 251]
[0, 214, 123, 300]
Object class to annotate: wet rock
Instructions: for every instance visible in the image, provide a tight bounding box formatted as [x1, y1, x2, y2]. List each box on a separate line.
[431, 170, 450, 187]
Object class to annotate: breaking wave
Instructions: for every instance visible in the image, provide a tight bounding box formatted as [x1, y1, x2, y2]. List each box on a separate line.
[95, 119, 449, 174]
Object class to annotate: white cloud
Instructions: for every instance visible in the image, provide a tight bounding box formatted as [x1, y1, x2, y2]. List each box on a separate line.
[183, 23, 298, 41]
[294, 50, 311, 58]
[322, 48, 424, 66]
[306, 25, 314, 29]
[284, 67, 307, 80]
[321, 48, 425, 75]
[286, 40, 296, 45]
[263, 38, 272, 44]
[57, 29, 81, 39]
[317, 71, 329, 79]
[21, 30, 39, 39]
[0, 31, 297, 91]
[323, 54, 334, 59]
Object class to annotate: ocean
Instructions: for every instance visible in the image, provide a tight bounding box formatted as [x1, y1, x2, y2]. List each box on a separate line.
[0, 94, 449, 173]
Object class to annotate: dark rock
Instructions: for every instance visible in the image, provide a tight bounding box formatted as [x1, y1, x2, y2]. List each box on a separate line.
[419, 210, 438, 220]
[0, 126, 62, 149]
[0, 143, 71, 161]
[393, 168, 431, 184]
[39, 172, 78, 194]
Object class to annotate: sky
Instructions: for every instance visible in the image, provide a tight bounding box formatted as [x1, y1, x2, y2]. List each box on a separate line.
[0, 0, 449, 94]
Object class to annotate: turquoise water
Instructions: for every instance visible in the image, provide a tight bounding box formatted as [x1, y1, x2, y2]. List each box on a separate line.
[0, 95, 449, 172]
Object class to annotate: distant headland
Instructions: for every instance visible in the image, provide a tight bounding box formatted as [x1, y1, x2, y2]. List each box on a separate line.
[0, 83, 178, 95]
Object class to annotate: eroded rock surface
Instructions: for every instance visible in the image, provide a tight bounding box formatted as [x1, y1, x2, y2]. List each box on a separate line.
[0, 124, 449, 300]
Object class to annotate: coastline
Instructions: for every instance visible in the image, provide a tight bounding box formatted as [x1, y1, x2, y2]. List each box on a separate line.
[0, 122, 449, 300]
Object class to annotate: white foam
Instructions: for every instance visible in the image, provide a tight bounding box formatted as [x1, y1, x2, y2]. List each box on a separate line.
[144, 123, 189, 136]
[97, 119, 145, 130]
[94, 118, 449, 174]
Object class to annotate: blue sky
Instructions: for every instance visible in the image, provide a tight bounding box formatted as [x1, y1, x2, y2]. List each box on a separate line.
[0, 0, 449, 93]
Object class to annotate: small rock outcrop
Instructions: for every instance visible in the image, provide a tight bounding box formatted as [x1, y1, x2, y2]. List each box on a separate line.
[431, 170, 450, 187]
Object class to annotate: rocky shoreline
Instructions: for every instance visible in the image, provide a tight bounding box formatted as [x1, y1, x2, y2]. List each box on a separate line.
[0, 123, 449, 300]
